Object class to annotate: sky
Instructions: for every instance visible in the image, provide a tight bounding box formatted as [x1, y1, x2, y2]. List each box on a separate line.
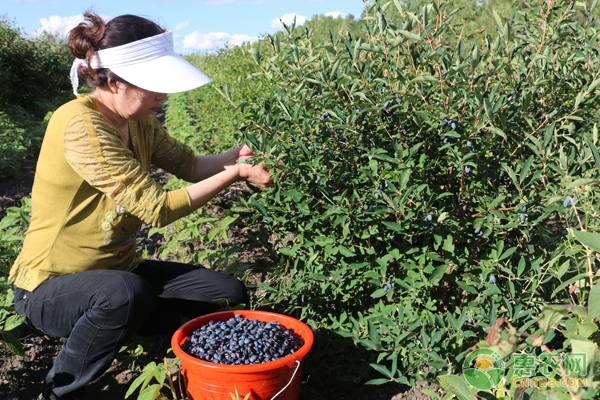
[3, 0, 367, 54]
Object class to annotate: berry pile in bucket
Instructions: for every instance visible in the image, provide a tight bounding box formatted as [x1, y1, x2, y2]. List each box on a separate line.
[181, 314, 305, 365]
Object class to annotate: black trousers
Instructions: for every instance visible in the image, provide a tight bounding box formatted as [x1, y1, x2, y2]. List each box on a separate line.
[14, 260, 247, 400]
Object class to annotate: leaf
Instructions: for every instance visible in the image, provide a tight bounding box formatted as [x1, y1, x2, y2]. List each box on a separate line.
[566, 178, 596, 189]
[570, 339, 597, 378]
[138, 384, 162, 400]
[421, 389, 441, 400]
[382, 221, 402, 232]
[279, 248, 296, 257]
[574, 90, 585, 109]
[571, 230, 600, 253]
[369, 320, 381, 345]
[4, 314, 25, 331]
[365, 378, 391, 385]
[588, 284, 600, 320]
[398, 30, 422, 41]
[339, 246, 356, 257]
[282, 191, 304, 201]
[1, 331, 24, 356]
[520, 156, 533, 185]
[370, 363, 393, 379]
[251, 198, 268, 217]
[437, 374, 477, 400]
[538, 306, 582, 333]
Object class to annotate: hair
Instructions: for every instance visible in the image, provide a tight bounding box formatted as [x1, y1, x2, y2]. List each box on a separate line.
[67, 11, 165, 89]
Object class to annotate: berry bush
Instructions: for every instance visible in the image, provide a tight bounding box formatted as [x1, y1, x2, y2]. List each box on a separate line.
[225, 0, 600, 389]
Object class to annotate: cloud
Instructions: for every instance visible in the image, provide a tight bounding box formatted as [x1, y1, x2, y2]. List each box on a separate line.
[325, 11, 345, 19]
[174, 20, 190, 31]
[32, 14, 112, 38]
[271, 13, 307, 30]
[182, 31, 258, 50]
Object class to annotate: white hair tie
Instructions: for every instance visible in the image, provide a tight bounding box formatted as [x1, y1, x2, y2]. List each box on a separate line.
[70, 58, 88, 96]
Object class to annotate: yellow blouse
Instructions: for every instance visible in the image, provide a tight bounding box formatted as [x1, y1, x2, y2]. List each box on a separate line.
[10, 95, 195, 291]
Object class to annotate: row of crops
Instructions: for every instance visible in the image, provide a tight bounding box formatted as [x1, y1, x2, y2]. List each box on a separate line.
[161, 1, 600, 399]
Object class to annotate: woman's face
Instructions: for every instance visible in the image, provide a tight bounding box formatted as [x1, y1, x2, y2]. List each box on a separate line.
[113, 82, 167, 120]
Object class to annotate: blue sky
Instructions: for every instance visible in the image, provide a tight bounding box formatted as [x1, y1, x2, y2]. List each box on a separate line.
[4, 0, 367, 54]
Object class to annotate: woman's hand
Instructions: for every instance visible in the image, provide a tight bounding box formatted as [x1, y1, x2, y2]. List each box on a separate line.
[225, 144, 274, 188]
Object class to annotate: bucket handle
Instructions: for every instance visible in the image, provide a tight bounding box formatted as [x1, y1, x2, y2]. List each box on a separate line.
[271, 360, 301, 400]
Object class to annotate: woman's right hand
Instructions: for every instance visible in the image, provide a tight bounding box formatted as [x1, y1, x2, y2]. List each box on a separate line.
[237, 163, 274, 188]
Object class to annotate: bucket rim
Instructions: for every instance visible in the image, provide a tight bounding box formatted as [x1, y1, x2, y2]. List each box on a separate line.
[171, 310, 314, 373]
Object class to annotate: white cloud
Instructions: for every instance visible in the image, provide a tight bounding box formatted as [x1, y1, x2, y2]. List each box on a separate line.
[182, 31, 258, 50]
[174, 20, 190, 31]
[32, 14, 112, 38]
[325, 11, 345, 19]
[271, 13, 307, 30]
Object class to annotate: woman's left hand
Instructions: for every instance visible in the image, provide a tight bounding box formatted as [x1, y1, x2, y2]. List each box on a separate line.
[225, 144, 274, 188]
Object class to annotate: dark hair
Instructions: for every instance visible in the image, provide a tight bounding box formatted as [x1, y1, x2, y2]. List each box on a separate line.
[67, 11, 165, 89]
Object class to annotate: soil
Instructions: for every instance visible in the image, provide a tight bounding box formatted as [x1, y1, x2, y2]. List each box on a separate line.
[0, 108, 441, 400]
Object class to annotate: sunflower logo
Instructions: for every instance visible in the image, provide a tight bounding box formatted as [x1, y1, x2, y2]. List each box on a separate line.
[462, 348, 505, 390]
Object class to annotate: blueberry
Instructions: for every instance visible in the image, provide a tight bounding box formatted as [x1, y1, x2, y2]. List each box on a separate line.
[490, 276, 496, 284]
[451, 122, 456, 130]
[521, 205, 527, 212]
[427, 214, 433, 221]
[467, 141, 472, 148]
[520, 213, 526, 222]
[475, 227, 481, 234]
[465, 166, 471, 173]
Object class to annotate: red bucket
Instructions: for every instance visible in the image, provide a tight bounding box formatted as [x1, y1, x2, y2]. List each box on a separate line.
[171, 310, 314, 400]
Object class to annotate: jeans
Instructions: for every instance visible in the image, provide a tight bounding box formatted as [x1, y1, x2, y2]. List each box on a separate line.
[14, 260, 247, 400]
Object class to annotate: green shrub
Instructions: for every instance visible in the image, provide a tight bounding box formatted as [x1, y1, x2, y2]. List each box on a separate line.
[167, 43, 269, 155]
[0, 197, 31, 356]
[0, 16, 73, 113]
[225, 0, 600, 391]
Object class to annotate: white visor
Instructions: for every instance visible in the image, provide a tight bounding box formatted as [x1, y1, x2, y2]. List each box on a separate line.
[70, 31, 212, 95]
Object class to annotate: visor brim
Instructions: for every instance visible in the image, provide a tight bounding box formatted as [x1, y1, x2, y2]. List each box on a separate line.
[111, 52, 212, 93]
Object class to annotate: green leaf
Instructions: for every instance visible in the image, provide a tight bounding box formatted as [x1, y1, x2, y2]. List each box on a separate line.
[538, 305, 584, 333]
[1, 331, 24, 356]
[574, 90, 585, 109]
[138, 384, 162, 400]
[365, 378, 391, 385]
[382, 221, 402, 232]
[4, 314, 25, 331]
[251, 198, 268, 217]
[370, 363, 393, 379]
[398, 30, 422, 41]
[421, 389, 441, 400]
[437, 374, 477, 400]
[570, 339, 597, 378]
[282, 191, 304, 201]
[571, 230, 600, 252]
[520, 156, 533, 185]
[338, 246, 356, 257]
[566, 178, 596, 189]
[279, 248, 296, 257]
[588, 284, 600, 320]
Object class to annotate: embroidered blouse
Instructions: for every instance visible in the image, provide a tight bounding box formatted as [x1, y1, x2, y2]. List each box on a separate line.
[9, 94, 195, 291]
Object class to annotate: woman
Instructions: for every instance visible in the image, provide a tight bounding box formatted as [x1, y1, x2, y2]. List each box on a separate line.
[9, 11, 272, 400]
